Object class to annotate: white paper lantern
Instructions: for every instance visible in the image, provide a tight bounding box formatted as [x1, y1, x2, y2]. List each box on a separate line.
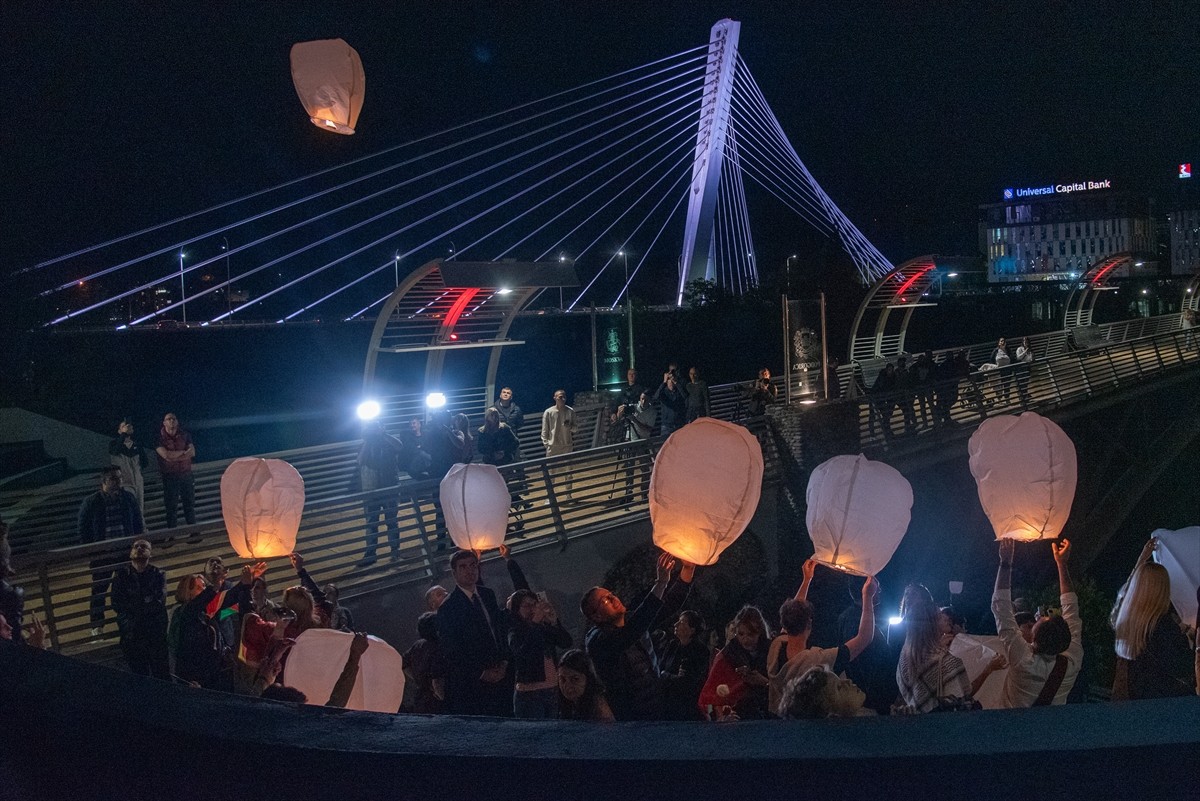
[805, 454, 912, 576]
[290, 39, 365, 135]
[1152, 526, 1199, 625]
[968, 412, 1077, 541]
[649, 418, 763, 566]
[220, 458, 305, 558]
[439, 463, 510, 552]
[283, 629, 405, 712]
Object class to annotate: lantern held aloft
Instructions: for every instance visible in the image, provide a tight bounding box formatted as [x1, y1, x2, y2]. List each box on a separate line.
[968, 412, 1077, 541]
[283, 629, 405, 713]
[649, 418, 763, 566]
[1152, 527, 1199, 624]
[290, 38, 365, 135]
[805, 454, 912, 576]
[440, 463, 511, 552]
[220, 457, 304, 558]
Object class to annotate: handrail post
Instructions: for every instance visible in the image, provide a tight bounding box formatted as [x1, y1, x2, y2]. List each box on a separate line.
[407, 491, 440, 578]
[538, 461, 568, 549]
[37, 563, 60, 651]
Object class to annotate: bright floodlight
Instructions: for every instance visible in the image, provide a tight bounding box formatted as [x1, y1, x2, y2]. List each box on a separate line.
[426, 392, 447, 409]
[888, 615, 904, 626]
[497, 287, 513, 295]
[356, 400, 381, 420]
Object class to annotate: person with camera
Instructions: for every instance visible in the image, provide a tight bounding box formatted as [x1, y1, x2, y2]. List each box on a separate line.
[747, 368, 778, 416]
[613, 390, 656, 504]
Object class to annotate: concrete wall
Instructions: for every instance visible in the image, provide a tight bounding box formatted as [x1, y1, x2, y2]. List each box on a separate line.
[0, 407, 111, 471]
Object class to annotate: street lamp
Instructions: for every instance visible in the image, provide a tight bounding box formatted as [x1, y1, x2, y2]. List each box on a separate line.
[619, 249, 634, 369]
[179, 250, 187, 324]
[222, 237, 231, 322]
[786, 254, 798, 297]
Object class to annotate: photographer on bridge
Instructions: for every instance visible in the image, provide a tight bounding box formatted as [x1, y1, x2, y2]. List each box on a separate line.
[746, 368, 778, 417]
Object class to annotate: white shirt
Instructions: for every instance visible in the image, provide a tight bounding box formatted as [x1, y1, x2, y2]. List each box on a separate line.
[992, 588, 1083, 707]
[540, 404, 575, 454]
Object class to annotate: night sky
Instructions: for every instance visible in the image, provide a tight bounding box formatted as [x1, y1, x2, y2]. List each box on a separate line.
[4, 2, 1199, 321]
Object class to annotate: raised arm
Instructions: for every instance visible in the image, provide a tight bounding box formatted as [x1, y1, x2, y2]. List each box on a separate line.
[1110, 537, 1154, 628]
[994, 537, 1014, 594]
[1052, 539, 1074, 596]
[794, 558, 817, 602]
[844, 576, 878, 660]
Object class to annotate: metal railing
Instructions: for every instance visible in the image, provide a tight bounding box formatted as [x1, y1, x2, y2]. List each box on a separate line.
[836, 326, 1199, 456]
[10, 417, 781, 657]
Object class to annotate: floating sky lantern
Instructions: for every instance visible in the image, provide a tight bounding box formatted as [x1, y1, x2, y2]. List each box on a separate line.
[290, 38, 365, 135]
[220, 457, 304, 558]
[968, 412, 1077, 541]
[1152, 526, 1199, 624]
[283, 629, 405, 712]
[440, 463, 510, 552]
[649, 418, 763, 566]
[805, 454, 912, 576]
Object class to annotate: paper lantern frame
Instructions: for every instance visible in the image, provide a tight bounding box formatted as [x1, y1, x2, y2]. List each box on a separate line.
[290, 39, 365, 135]
[968, 412, 1077, 541]
[649, 417, 763, 566]
[805, 454, 912, 577]
[220, 457, 305, 559]
[439, 463, 511, 552]
[283, 628, 405, 713]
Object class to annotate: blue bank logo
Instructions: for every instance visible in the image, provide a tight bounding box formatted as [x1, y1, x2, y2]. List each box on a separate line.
[1003, 188, 1014, 200]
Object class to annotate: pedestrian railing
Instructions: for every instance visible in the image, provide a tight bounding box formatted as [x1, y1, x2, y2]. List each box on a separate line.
[9, 417, 781, 657]
[839, 326, 1199, 456]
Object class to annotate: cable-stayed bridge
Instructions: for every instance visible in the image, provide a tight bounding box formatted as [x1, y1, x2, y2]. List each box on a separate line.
[23, 20, 892, 329]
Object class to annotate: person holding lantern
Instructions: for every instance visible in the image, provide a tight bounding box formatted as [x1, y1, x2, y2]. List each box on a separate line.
[582, 551, 695, 721]
[1109, 538, 1196, 700]
[991, 538, 1083, 707]
[437, 549, 509, 716]
[766, 559, 879, 717]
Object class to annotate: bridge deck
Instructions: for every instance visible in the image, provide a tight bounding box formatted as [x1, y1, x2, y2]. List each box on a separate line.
[5, 315, 1197, 660]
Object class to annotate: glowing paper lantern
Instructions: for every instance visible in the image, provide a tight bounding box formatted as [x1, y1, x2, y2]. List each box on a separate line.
[968, 412, 1077, 541]
[1152, 527, 1199, 624]
[805, 454, 912, 576]
[439, 463, 510, 551]
[220, 458, 305, 558]
[290, 39, 365, 135]
[283, 629, 405, 712]
[649, 418, 763, 566]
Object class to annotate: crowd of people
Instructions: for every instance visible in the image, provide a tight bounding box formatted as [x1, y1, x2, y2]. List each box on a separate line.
[7, 490, 1196, 722]
[854, 338, 1036, 439]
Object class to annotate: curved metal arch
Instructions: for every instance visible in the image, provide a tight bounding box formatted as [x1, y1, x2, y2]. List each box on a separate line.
[1183, 268, 1200, 313]
[1062, 252, 1143, 329]
[363, 260, 568, 404]
[847, 255, 940, 363]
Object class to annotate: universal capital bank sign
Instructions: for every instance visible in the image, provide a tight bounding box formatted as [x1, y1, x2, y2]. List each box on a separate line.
[1003, 179, 1112, 200]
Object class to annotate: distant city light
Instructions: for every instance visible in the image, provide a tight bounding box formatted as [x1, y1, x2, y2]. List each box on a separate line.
[947, 272, 959, 278]
[356, 400, 381, 420]
[426, 392, 447, 409]
[497, 288, 513, 295]
[1141, 288, 1148, 295]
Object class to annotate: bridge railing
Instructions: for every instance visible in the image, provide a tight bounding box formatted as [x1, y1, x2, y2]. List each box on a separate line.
[841, 311, 1185, 390]
[10, 417, 781, 657]
[835, 325, 1199, 456]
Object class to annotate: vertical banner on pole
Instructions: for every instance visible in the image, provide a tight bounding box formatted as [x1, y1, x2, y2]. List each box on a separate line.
[787, 299, 824, 400]
[597, 318, 626, 388]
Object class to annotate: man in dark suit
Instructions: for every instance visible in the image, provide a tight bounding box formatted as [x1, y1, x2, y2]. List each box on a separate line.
[436, 549, 509, 716]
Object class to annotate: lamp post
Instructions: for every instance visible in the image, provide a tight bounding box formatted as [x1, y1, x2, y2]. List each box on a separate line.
[620, 249, 634, 369]
[786, 253, 797, 298]
[394, 250, 400, 287]
[222, 237, 231, 322]
[179, 250, 187, 324]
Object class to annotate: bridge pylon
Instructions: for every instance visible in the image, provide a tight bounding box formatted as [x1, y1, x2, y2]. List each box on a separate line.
[676, 19, 741, 305]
